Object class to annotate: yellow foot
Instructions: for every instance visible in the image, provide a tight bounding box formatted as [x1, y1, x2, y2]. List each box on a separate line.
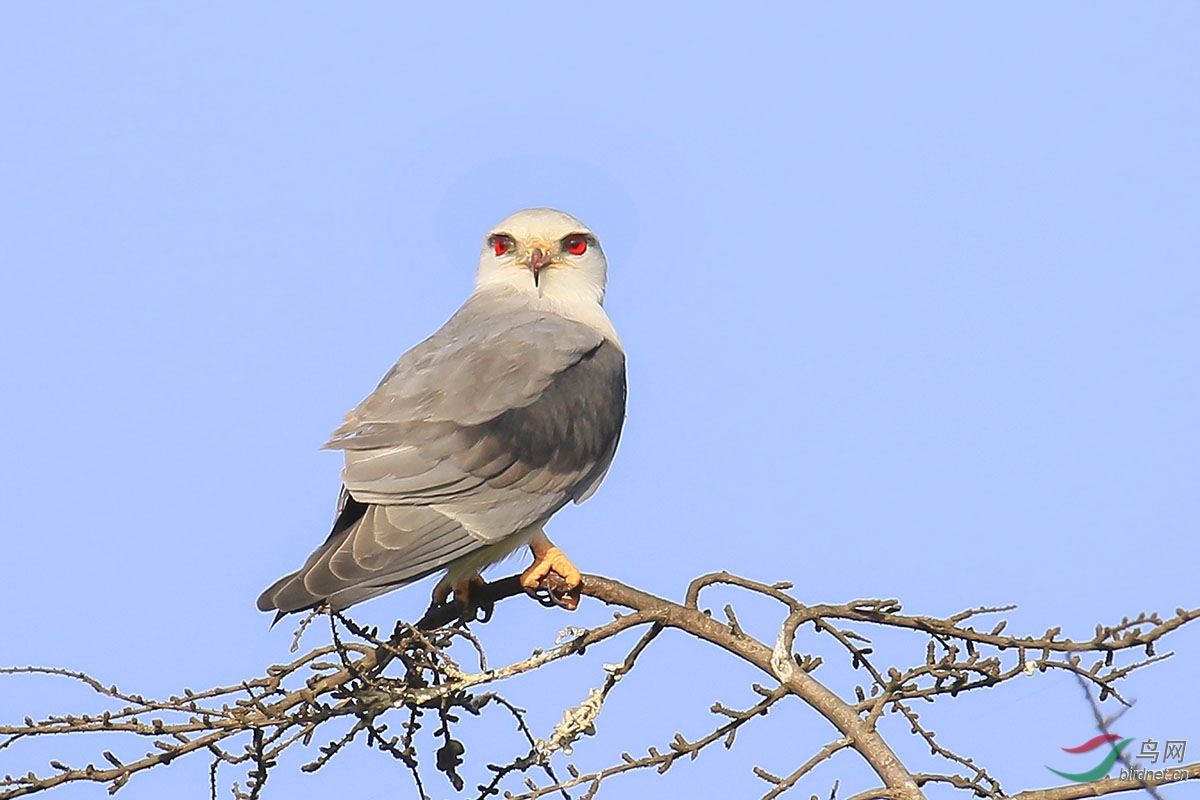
[432, 574, 485, 607]
[520, 544, 582, 610]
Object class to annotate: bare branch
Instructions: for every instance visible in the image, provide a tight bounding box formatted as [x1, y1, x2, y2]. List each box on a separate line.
[2, 571, 1194, 800]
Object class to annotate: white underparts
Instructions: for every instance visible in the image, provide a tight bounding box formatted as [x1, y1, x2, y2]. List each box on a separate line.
[436, 525, 542, 591]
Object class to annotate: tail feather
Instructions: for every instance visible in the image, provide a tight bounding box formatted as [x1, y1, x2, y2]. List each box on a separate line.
[257, 490, 485, 616]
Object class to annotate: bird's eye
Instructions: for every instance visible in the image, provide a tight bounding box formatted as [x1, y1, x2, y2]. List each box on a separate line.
[564, 235, 588, 256]
[492, 235, 513, 256]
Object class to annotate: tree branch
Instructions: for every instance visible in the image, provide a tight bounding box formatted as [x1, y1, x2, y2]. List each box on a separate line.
[3, 571, 1195, 800]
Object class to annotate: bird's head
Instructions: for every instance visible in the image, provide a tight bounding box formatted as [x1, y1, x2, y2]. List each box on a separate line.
[475, 208, 608, 306]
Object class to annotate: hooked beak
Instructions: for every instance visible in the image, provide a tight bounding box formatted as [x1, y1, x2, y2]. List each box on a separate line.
[522, 247, 552, 287]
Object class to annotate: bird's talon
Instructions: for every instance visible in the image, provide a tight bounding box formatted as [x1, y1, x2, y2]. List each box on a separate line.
[523, 584, 561, 608]
[520, 544, 582, 611]
[523, 569, 580, 610]
[543, 572, 581, 610]
[433, 574, 487, 624]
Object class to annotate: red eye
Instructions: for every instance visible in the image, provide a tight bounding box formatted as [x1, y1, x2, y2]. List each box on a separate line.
[492, 236, 512, 256]
[564, 235, 588, 256]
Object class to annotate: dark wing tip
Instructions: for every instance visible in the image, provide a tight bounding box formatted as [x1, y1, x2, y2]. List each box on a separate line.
[259, 579, 325, 628]
[256, 587, 279, 613]
[257, 489, 369, 622]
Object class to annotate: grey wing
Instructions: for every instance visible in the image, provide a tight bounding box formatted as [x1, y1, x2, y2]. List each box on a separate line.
[257, 496, 485, 612]
[257, 294, 626, 613]
[328, 294, 626, 537]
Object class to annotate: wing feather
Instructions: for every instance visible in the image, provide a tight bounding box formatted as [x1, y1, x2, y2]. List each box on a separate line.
[258, 504, 483, 612]
[330, 292, 626, 538]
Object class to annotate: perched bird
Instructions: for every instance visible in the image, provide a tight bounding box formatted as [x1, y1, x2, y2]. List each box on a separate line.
[257, 208, 626, 618]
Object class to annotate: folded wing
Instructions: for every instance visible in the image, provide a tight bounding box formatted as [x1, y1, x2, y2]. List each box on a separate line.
[257, 291, 626, 613]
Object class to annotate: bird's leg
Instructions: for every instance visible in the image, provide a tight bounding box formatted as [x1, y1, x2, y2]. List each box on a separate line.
[520, 531, 582, 610]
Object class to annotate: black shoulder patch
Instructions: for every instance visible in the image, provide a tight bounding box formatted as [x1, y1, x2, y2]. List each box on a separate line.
[460, 340, 626, 479]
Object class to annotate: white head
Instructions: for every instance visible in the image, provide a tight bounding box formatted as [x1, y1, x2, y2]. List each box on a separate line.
[475, 208, 608, 307]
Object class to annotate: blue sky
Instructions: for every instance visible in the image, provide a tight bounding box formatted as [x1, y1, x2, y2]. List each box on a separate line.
[2, 4, 1197, 798]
